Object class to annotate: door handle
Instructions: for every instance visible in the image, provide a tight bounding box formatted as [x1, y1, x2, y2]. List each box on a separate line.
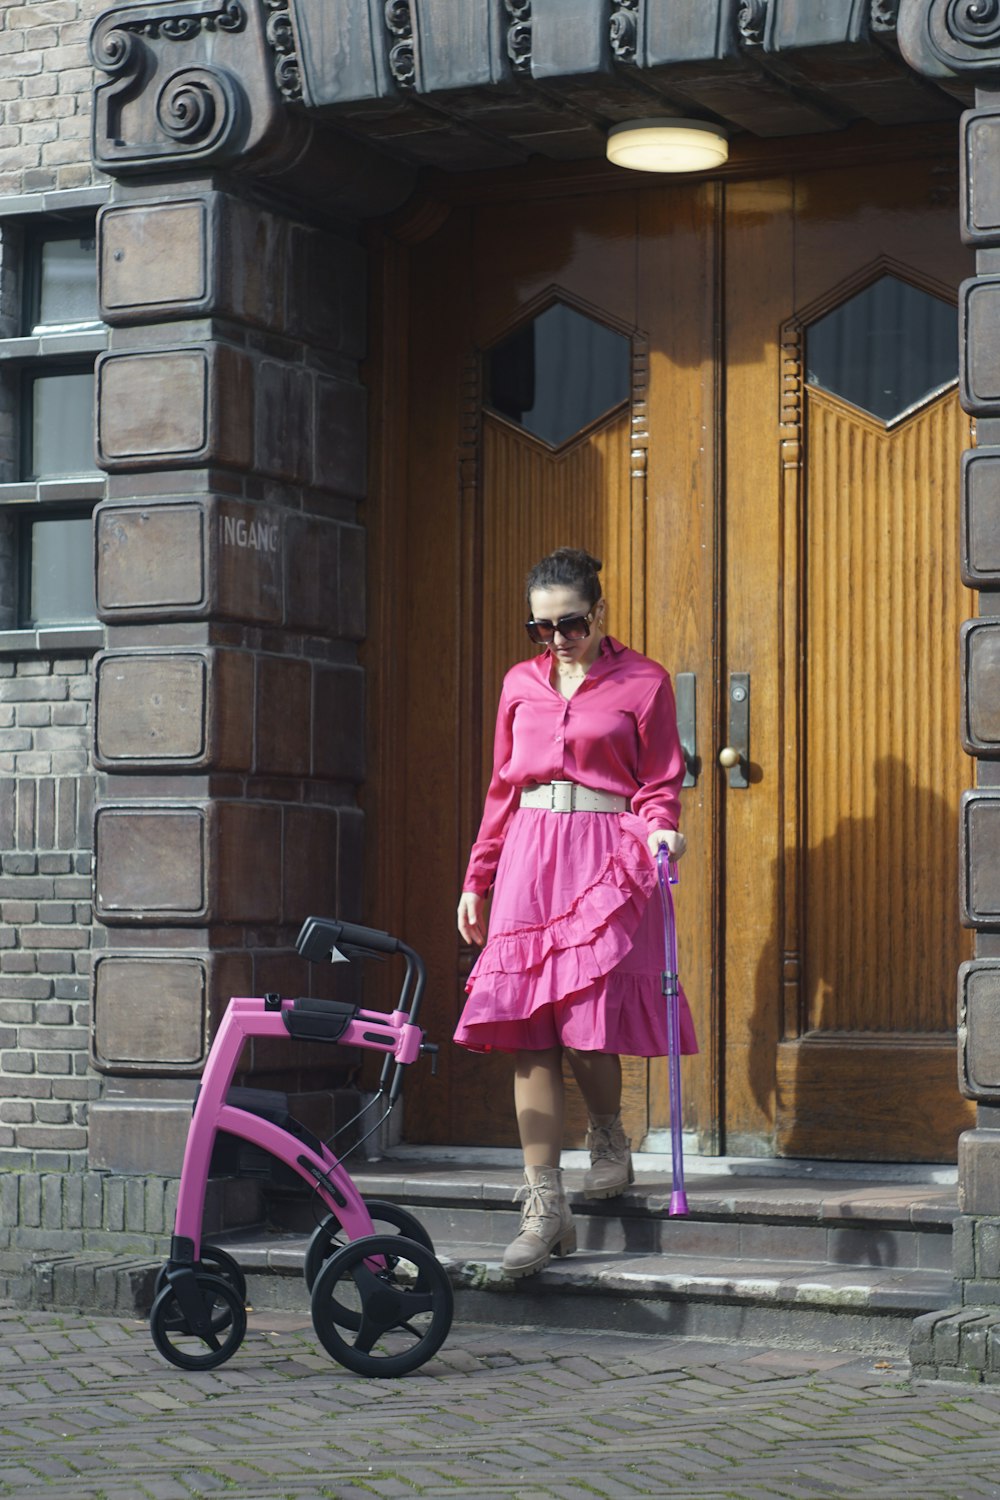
[720, 673, 750, 788]
[675, 671, 698, 787]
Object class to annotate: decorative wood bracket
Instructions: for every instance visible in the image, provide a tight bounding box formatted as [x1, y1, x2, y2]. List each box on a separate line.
[90, 0, 300, 173]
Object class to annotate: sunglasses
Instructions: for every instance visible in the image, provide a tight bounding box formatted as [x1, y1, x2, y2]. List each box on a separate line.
[525, 611, 593, 645]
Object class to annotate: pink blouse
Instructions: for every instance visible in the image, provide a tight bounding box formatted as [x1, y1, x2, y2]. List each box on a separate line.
[463, 635, 686, 894]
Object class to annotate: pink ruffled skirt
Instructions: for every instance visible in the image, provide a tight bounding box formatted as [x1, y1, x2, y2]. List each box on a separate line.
[454, 808, 698, 1057]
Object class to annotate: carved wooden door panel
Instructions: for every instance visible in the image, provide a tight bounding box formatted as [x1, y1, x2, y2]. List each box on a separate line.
[723, 157, 977, 1160]
[373, 147, 973, 1161]
[384, 186, 720, 1150]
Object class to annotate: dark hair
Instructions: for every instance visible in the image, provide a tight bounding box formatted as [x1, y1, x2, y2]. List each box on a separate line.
[525, 547, 603, 607]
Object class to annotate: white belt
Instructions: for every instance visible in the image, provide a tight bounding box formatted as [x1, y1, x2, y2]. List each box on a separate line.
[519, 780, 628, 814]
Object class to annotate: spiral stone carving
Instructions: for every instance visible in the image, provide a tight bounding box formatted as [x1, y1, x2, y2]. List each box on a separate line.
[89, 18, 143, 74]
[898, 0, 1000, 73]
[155, 66, 242, 153]
[946, 0, 1000, 46]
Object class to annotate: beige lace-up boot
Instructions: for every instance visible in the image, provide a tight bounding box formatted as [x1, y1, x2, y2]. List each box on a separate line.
[582, 1112, 634, 1199]
[501, 1165, 576, 1278]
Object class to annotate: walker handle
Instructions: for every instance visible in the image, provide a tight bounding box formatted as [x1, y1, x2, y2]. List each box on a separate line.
[296, 916, 400, 961]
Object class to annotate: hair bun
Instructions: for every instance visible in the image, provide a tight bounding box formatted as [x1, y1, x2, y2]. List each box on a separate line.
[525, 547, 603, 605]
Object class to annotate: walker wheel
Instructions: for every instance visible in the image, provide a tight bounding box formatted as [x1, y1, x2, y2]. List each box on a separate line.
[150, 1271, 247, 1371]
[310, 1233, 453, 1378]
[303, 1199, 434, 1292]
[154, 1245, 247, 1306]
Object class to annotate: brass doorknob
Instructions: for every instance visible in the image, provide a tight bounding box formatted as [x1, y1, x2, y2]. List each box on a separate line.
[718, 746, 741, 769]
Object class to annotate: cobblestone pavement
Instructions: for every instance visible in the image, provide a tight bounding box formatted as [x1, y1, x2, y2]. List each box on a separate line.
[2, 1306, 1000, 1500]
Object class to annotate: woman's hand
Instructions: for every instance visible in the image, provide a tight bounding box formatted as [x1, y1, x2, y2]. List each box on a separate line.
[457, 891, 487, 946]
[647, 829, 686, 862]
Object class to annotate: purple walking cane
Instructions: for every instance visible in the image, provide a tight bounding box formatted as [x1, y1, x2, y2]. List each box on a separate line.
[656, 843, 688, 1217]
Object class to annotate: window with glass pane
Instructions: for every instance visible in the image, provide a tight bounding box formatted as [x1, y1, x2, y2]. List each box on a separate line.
[30, 231, 99, 331]
[26, 369, 95, 479]
[806, 274, 957, 424]
[486, 302, 631, 448]
[19, 511, 95, 626]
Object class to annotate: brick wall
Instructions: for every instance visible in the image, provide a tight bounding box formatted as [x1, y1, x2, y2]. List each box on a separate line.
[0, 0, 105, 1192]
[0, 0, 104, 197]
[0, 655, 97, 1168]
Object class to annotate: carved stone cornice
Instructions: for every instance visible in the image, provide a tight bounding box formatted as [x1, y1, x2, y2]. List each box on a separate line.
[385, 0, 418, 90]
[609, 0, 639, 64]
[263, 0, 302, 100]
[871, 0, 901, 31]
[737, 0, 768, 48]
[505, 0, 531, 74]
[90, 0, 300, 172]
[898, 0, 1000, 77]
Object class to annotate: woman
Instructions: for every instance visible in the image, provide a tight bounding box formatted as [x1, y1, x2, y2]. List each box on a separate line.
[455, 547, 697, 1278]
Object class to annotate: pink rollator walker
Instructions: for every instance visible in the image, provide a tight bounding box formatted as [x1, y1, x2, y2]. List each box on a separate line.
[149, 917, 453, 1378]
[656, 845, 689, 1217]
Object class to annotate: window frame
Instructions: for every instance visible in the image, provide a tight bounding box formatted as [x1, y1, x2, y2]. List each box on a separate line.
[0, 201, 108, 644]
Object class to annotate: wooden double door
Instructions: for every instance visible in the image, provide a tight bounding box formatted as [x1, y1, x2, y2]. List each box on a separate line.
[368, 140, 976, 1161]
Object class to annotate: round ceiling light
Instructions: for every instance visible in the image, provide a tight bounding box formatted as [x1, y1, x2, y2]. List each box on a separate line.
[606, 118, 729, 174]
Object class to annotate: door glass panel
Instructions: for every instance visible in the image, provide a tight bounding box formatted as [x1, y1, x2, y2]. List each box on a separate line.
[485, 301, 630, 448]
[28, 370, 95, 478]
[806, 274, 957, 423]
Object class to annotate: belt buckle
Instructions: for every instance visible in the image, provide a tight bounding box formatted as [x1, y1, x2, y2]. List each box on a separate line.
[551, 780, 574, 813]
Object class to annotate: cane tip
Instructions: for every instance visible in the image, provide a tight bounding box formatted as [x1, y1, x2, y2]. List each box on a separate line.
[668, 1191, 689, 1217]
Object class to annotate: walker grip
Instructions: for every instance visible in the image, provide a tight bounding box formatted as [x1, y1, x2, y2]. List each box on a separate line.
[296, 916, 400, 961]
[283, 997, 357, 1042]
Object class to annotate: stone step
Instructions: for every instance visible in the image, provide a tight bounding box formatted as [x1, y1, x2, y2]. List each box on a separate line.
[333, 1158, 957, 1273]
[215, 1154, 959, 1353]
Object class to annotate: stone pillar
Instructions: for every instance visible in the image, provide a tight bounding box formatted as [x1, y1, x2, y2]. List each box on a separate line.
[901, 0, 1000, 1380]
[87, 180, 368, 1179]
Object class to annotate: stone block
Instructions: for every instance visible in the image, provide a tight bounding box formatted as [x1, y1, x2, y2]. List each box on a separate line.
[960, 961, 1000, 1099]
[96, 344, 254, 471]
[977, 1219, 1000, 1279]
[962, 278, 1000, 416]
[313, 664, 365, 782]
[963, 620, 1000, 753]
[933, 1305, 993, 1366]
[95, 805, 206, 921]
[91, 948, 251, 1075]
[95, 801, 282, 924]
[283, 513, 340, 635]
[94, 648, 254, 771]
[335, 806, 365, 922]
[87, 1098, 190, 1175]
[960, 1127, 1000, 1215]
[962, 449, 1000, 588]
[963, 111, 1000, 247]
[95, 496, 284, 625]
[99, 198, 211, 323]
[287, 226, 366, 358]
[960, 792, 1000, 927]
[255, 360, 312, 485]
[282, 804, 339, 925]
[338, 521, 365, 641]
[312, 373, 366, 498]
[255, 656, 311, 776]
[96, 499, 209, 616]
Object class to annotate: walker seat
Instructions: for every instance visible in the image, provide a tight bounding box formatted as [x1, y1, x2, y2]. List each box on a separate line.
[148, 916, 452, 1379]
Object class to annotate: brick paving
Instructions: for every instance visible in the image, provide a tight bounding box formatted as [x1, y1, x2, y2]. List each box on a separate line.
[1, 1307, 1000, 1498]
